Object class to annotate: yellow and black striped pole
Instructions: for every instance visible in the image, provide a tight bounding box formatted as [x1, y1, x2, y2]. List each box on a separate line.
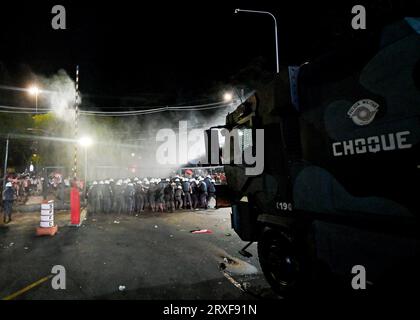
[74, 65, 79, 179]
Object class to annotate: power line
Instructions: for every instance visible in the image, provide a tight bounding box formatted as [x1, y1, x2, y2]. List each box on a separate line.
[0, 91, 250, 116]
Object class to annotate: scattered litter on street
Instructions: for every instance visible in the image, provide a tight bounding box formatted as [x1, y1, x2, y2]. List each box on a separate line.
[113, 220, 120, 224]
[220, 270, 245, 292]
[190, 229, 213, 234]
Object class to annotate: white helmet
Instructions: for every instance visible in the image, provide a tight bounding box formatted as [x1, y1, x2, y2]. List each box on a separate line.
[116, 181, 122, 186]
[134, 177, 139, 181]
[156, 178, 161, 183]
[137, 181, 142, 185]
[109, 178, 114, 182]
[128, 183, 133, 186]
[166, 178, 170, 182]
[93, 181, 98, 185]
[177, 185, 182, 189]
[5, 182, 12, 187]
[145, 181, 150, 185]
[99, 181, 104, 185]
[175, 178, 180, 182]
[105, 180, 110, 184]
[211, 179, 215, 183]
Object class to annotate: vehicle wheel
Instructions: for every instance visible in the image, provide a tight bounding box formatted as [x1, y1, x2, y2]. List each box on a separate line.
[258, 228, 308, 297]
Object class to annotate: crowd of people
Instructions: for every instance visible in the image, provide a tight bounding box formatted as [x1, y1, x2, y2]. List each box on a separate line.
[2, 172, 75, 204]
[86, 175, 217, 214]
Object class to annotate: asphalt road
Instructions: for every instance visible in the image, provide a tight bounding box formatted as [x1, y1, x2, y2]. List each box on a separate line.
[0, 208, 280, 300]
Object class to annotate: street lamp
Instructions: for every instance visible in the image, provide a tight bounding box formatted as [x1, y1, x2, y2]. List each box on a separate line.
[78, 136, 93, 193]
[223, 88, 244, 105]
[79, 136, 93, 148]
[28, 85, 40, 113]
[234, 8, 279, 74]
[223, 92, 233, 102]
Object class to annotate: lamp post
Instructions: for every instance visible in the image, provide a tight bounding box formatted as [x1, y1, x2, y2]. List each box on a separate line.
[28, 86, 40, 113]
[234, 8, 279, 74]
[2, 134, 10, 190]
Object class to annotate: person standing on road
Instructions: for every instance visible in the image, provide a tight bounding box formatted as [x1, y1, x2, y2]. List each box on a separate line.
[140, 180, 149, 212]
[190, 178, 199, 210]
[181, 178, 192, 210]
[198, 177, 208, 210]
[148, 179, 157, 212]
[88, 181, 101, 214]
[98, 181, 105, 213]
[124, 182, 136, 215]
[102, 180, 113, 214]
[156, 179, 165, 213]
[174, 185, 184, 210]
[109, 178, 115, 210]
[134, 181, 142, 213]
[2, 182, 16, 223]
[207, 179, 217, 209]
[114, 180, 124, 214]
[164, 182, 175, 212]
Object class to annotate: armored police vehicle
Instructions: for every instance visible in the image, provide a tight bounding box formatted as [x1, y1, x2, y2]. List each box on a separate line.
[206, 18, 420, 296]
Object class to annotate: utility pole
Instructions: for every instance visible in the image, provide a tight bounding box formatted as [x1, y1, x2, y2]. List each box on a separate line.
[3, 134, 10, 190]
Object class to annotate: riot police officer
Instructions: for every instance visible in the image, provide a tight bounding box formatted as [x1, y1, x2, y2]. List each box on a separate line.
[181, 177, 192, 209]
[164, 182, 175, 212]
[124, 182, 135, 214]
[102, 180, 113, 214]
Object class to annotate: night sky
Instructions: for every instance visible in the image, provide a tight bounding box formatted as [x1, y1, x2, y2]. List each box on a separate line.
[0, 1, 417, 108]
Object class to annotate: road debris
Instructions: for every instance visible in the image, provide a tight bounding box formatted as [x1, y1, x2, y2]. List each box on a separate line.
[113, 220, 120, 224]
[220, 269, 245, 292]
[190, 229, 213, 234]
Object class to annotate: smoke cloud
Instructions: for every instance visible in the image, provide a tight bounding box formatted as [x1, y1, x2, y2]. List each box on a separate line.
[32, 69, 245, 180]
